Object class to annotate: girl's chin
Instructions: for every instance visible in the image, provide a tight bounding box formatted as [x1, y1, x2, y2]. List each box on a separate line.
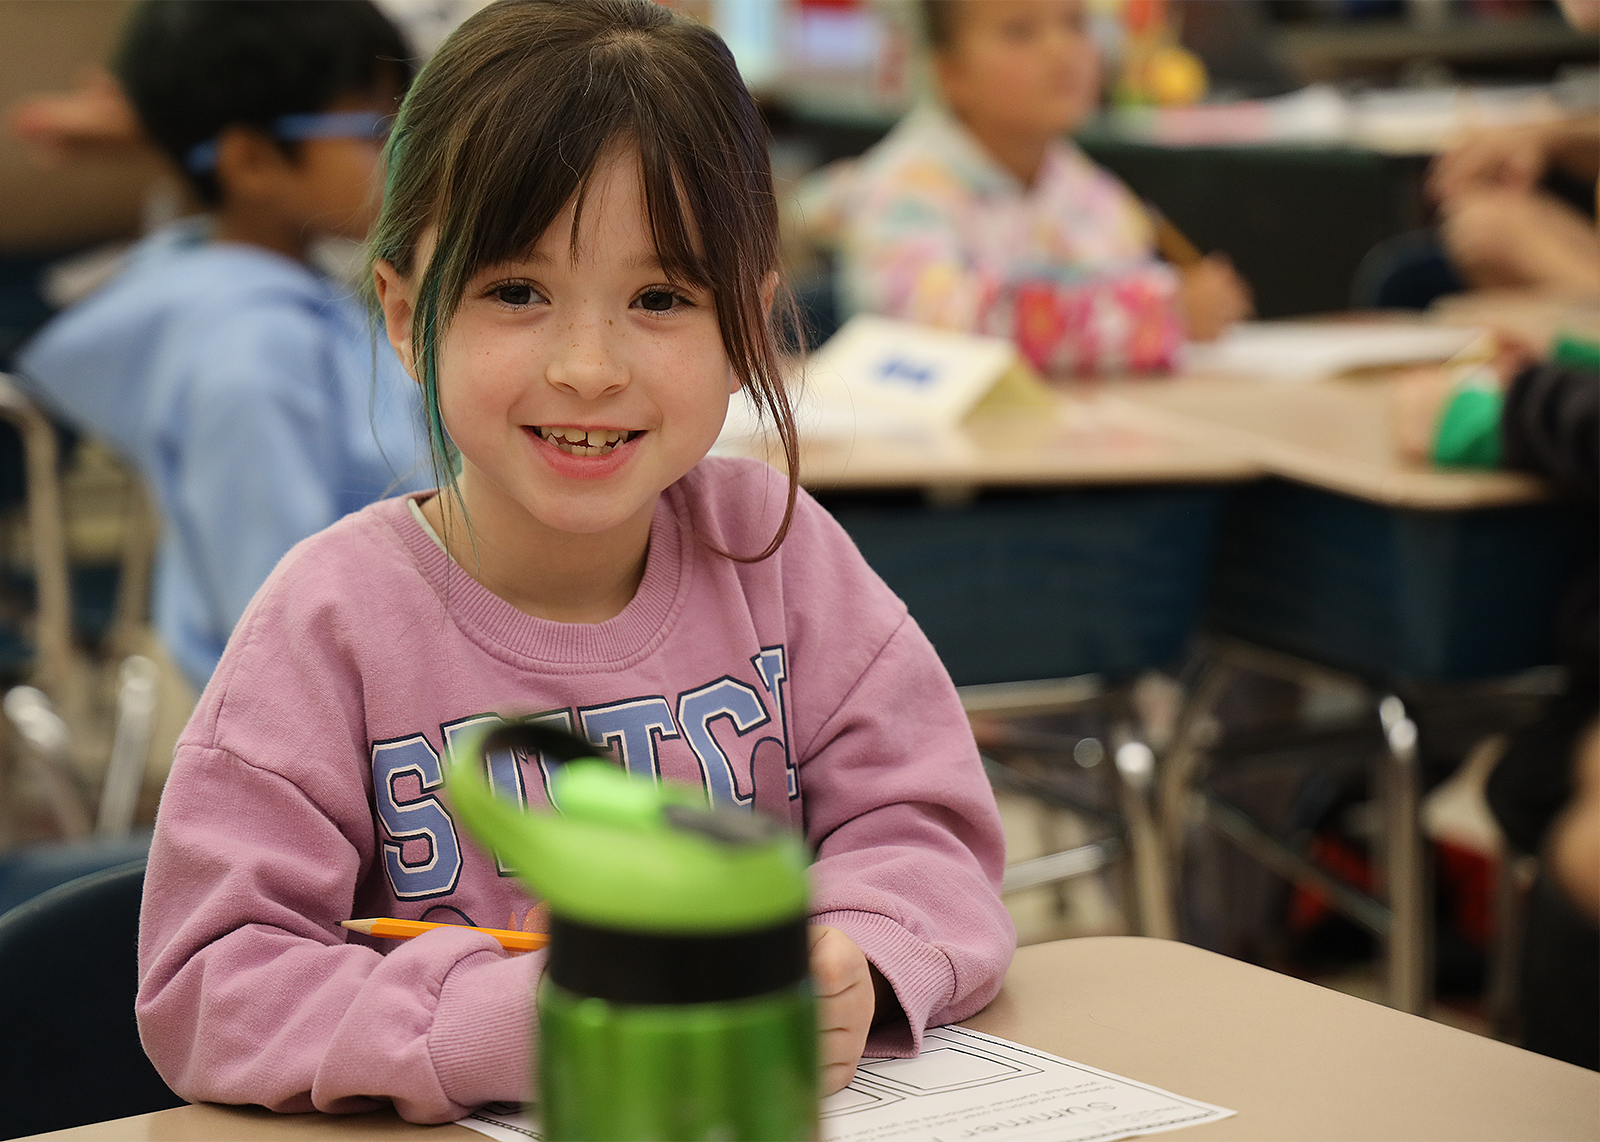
[521, 504, 658, 541]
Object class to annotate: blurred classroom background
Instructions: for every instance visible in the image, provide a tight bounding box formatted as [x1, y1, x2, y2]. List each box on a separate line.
[0, 0, 1594, 1080]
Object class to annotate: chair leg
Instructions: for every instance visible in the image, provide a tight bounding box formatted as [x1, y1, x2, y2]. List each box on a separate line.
[1379, 694, 1431, 1015]
[1116, 738, 1176, 939]
[1486, 852, 1536, 1042]
[1157, 652, 1235, 896]
[3, 685, 92, 840]
[95, 655, 159, 838]
[106, 479, 158, 663]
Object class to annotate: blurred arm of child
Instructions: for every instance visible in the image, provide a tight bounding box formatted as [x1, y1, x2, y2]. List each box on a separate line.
[1177, 253, 1252, 342]
[1392, 334, 1595, 480]
[1549, 719, 1600, 920]
[829, 0, 1250, 376]
[1427, 2, 1600, 206]
[1428, 117, 1600, 206]
[1392, 335, 1537, 464]
[1435, 179, 1600, 296]
[6, 66, 146, 167]
[1424, 0, 1600, 295]
[1401, 0, 1600, 467]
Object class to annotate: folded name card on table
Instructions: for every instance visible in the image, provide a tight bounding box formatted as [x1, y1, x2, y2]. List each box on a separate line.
[1185, 320, 1482, 382]
[718, 315, 1054, 446]
[457, 1026, 1235, 1142]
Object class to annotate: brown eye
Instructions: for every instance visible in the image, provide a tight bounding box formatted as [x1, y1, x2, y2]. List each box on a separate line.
[638, 289, 679, 312]
[493, 283, 535, 306]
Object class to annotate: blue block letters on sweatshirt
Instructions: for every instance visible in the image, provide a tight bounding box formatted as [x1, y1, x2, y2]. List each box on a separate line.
[677, 678, 771, 807]
[752, 645, 797, 799]
[579, 698, 679, 782]
[370, 734, 464, 900]
[369, 649, 793, 900]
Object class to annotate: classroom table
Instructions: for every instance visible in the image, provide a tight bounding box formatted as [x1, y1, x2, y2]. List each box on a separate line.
[727, 389, 1262, 941]
[728, 339, 1583, 997]
[725, 387, 1259, 690]
[30, 936, 1599, 1142]
[1100, 350, 1588, 1014]
[1108, 369, 1545, 510]
[1109, 365, 1583, 677]
[761, 392, 1259, 491]
[746, 325, 1587, 1013]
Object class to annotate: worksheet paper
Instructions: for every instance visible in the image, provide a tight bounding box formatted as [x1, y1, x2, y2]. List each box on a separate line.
[454, 1026, 1235, 1142]
[1183, 321, 1481, 382]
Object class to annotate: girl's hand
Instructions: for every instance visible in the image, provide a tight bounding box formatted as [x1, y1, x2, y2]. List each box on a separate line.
[1178, 254, 1253, 343]
[1391, 366, 1459, 462]
[809, 925, 879, 1096]
[1391, 333, 1534, 462]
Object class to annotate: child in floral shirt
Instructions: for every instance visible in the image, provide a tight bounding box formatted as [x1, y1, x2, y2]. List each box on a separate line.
[815, 0, 1251, 376]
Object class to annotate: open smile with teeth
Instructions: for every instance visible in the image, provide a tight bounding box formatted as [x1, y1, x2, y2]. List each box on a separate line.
[534, 426, 641, 457]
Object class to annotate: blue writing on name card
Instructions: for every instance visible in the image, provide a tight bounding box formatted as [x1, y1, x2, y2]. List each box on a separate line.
[874, 355, 940, 388]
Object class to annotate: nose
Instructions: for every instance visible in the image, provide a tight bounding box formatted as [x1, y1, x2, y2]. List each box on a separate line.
[546, 314, 628, 400]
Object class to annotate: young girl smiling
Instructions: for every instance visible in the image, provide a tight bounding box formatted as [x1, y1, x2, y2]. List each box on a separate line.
[135, 0, 1013, 1124]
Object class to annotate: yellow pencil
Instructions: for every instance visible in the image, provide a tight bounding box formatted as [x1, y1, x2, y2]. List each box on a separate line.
[1145, 202, 1204, 268]
[341, 916, 548, 953]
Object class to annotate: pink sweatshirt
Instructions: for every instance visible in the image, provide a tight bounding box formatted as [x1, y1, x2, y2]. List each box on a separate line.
[136, 456, 1015, 1123]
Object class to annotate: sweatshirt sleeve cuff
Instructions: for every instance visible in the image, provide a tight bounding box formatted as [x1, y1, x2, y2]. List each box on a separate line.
[1433, 375, 1503, 468]
[429, 947, 544, 1108]
[811, 908, 953, 1059]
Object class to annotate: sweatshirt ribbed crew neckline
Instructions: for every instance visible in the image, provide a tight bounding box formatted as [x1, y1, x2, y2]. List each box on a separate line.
[381, 491, 691, 670]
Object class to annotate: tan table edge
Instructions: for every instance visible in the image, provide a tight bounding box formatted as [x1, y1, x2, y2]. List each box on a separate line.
[1114, 394, 1550, 509]
[31, 937, 1599, 1142]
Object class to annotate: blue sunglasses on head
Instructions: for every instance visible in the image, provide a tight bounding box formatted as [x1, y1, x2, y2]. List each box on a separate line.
[184, 111, 392, 174]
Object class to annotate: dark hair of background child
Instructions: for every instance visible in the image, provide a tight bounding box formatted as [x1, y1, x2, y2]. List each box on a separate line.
[920, 0, 962, 51]
[113, 0, 415, 207]
[367, 0, 801, 561]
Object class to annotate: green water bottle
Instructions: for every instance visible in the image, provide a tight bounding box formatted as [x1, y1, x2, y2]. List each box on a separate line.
[447, 721, 818, 1141]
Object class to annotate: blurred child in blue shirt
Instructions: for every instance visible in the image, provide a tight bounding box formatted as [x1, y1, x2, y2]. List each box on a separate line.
[19, 0, 427, 690]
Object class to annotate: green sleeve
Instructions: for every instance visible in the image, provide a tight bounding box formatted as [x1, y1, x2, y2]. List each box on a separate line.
[1431, 382, 1503, 468]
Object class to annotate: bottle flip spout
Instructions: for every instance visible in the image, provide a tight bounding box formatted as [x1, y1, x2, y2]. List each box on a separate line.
[445, 720, 810, 936]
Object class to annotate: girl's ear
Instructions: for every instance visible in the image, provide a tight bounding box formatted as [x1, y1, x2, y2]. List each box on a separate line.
[372, 259, 418, 379]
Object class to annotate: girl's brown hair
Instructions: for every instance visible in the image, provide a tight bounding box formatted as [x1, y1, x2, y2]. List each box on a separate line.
[921, 0, 963, 51]
[367, 0, 799, 560]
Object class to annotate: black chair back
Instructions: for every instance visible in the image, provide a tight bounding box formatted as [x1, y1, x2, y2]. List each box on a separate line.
[0, 859, 184, 1139]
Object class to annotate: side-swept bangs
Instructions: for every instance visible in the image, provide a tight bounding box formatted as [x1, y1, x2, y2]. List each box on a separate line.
[368, 0, 799, 560]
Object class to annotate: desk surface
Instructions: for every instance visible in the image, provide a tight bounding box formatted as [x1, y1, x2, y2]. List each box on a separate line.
[724, 392, 1261, 491]
[36, 936, 1599, 1142]
[736, 370, 1545, 510]
[727, 312, 1567, 509]
[1112, 371, 1548, 510]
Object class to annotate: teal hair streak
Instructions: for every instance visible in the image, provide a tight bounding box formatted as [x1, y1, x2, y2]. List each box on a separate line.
[413, 269, 456, 489]
[376, 118, 456, 492]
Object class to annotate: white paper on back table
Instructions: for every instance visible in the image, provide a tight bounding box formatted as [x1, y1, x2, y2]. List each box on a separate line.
[1184, 321, 1484, 382]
